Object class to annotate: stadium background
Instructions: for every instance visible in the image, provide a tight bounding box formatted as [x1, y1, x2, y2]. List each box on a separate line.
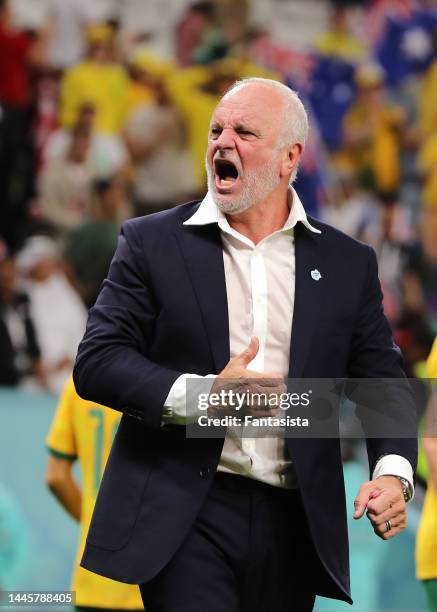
[0, 0, 436, 610]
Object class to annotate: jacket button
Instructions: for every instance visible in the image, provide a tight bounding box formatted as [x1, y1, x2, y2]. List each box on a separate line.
[199, 467, 210, 479]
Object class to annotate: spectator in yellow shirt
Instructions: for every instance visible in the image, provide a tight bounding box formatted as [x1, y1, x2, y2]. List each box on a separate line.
[45, 378, 143, 612]
[314, 6, 367, 64]
[416, 339, 437, 611]
[341, 63, 406, 194]
[125, 49, 176, 116]
[418, 57, 437, 141]
[60, 24, 128, 135]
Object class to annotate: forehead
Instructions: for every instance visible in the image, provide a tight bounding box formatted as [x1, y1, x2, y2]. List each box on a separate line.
[211, 84, 284, 131]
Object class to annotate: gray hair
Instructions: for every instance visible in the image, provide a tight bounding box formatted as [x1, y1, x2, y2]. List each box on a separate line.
[225, 77, 308, 148]
[224, 77, 308, 181]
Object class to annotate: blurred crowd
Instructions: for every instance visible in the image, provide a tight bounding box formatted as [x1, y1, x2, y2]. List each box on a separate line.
[0, 0, 436, 392]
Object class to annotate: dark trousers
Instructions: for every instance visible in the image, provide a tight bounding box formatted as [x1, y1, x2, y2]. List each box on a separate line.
[140, 472, 318, 612]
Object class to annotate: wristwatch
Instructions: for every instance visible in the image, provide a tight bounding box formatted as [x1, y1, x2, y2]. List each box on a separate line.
[396, 476, 412, 503]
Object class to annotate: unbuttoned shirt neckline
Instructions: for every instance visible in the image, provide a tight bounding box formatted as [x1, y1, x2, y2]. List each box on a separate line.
[184, 186, 320, 242]
[184, 187, 320, 375]
[183, 187, 320, 488]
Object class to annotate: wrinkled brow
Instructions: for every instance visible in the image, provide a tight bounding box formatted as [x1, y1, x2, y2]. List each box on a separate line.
[210, 121, 259, 133]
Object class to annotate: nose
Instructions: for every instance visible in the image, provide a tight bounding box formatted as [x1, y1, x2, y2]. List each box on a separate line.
[214, 127, 236, 151]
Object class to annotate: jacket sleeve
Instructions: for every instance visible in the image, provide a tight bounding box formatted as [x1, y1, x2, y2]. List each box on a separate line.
[73, 220, 182, 430]
[347, 246, 418, 478]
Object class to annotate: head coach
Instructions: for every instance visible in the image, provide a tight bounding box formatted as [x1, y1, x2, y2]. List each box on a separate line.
[73, 78, 418, 611]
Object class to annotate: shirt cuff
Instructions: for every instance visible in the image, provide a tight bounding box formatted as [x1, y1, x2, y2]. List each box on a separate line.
[162, 373, 217, 425]
[372, 454, 415, 502]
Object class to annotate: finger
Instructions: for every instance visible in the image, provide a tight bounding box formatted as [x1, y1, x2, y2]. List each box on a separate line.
[371, 513, 407, 534]
[241, 381, 286, 412]
[247, 407, 280, 418]
[237, 336, 259, 367]
[374, 514, 405, 532]
[244, 373, 284, 384]
[366, 501, 405, 525]
[353, 485, 382, 519]
[366, 487, 404, 517]
[374, 517, 407, 540]
[258, 371, 284, 381]
[246, 381, 285, 398]
[248, 399, 280, 413]
[365, 490, 395, 516]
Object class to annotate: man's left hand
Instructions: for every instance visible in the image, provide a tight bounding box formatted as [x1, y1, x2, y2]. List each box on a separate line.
[353, 476, 406, 540]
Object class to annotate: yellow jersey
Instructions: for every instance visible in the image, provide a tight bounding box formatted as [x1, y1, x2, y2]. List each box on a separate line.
[416, 338, 437, 580]
[46, 378, 143, 609]
[315, 31, 366, 63]
[60, 61, 129, 134]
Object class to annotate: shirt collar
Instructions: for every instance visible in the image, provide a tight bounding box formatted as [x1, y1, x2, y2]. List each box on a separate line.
[183, 186, 321, 235]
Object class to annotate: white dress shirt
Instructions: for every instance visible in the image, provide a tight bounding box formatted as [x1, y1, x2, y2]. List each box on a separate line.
[163, 188, 414, 497]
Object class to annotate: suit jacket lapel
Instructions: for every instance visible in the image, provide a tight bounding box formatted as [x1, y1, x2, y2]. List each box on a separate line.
[175, 220, 230, 373]
[289, 224, 322, 378]
[176, 207, 321, 377]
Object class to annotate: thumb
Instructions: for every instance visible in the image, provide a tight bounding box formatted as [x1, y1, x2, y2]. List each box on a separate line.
[353, 487, 381, 520]
[237, 336, 259, 367]
[353, 494, 369, 520]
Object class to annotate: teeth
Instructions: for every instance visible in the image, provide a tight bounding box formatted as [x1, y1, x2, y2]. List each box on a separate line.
[218, 178, 236, 188]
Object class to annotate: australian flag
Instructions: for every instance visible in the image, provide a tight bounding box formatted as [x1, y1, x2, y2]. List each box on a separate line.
[302, 55, 356, 152]
[377, 9, 437, 86]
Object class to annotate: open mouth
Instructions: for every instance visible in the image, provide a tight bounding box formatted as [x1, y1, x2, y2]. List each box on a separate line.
[214, 159, 239, 189]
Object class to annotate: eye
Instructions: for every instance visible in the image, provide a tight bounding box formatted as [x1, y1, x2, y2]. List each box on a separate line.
[237, 130, 256, 138]
[210, 127, 221, 139]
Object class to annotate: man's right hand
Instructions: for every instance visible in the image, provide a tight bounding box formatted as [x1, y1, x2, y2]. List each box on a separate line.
[208, 336, 286, 418]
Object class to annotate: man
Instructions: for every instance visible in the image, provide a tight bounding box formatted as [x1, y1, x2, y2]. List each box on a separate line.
[43, 102, 128, 180]
[0, 252, 45, 388]
[59, 24, 128, 135]
[45, 377, 144, 611]
[123, 63, 195, 216]
[0, 0, 47, 247]
[16, 236, 87, 393]
[39, 126, 94, 235]
[74, 78, 417, 611]
[65, 177, 127, 309]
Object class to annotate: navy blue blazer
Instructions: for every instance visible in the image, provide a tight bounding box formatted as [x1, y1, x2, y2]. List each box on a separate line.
[74, 200, 417, 603]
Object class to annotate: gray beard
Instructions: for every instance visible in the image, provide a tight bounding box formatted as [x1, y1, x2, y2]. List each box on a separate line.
[206, 158, 281, 214]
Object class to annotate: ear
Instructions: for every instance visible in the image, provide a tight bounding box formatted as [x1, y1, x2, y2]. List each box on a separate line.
[280, 143, 303, 179]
